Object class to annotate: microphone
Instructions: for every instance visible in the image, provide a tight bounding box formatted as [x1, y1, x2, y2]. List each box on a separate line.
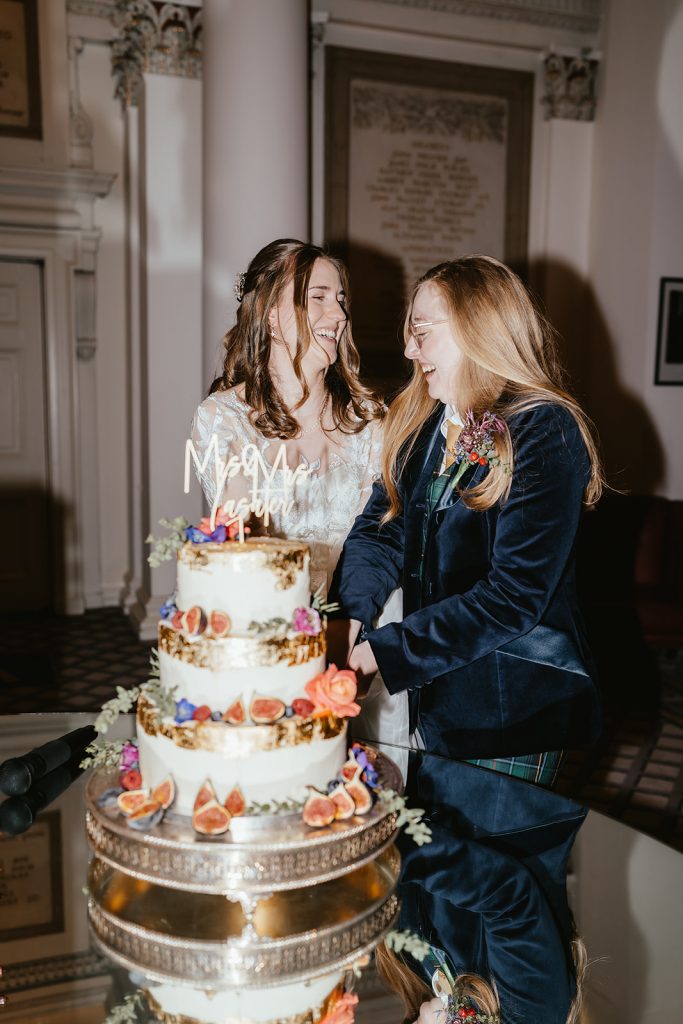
[0, 756, 86, 835]
[0, 725, 96, 796]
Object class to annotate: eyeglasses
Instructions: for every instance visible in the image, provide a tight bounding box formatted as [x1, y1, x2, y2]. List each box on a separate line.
[408, 318, 449, 344]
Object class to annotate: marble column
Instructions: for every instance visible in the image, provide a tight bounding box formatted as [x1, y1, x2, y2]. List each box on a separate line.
[202, 0, 310, 385]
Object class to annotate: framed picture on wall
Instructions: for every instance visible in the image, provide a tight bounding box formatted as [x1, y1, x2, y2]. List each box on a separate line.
[654, 278, 683, 386]
[0, 0, 42, 139]
[0, 811, 64, 942]
[325, 47, 534, 387]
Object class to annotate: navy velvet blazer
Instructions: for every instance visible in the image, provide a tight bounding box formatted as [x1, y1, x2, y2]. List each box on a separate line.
[398, 820, 580, 1024]
[330, 402, 601, 758]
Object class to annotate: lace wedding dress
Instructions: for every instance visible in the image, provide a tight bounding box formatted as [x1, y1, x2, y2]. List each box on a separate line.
[191, 388, 408, 773]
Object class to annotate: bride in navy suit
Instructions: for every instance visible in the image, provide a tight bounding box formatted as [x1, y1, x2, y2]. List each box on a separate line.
[330, 255, 604, 785]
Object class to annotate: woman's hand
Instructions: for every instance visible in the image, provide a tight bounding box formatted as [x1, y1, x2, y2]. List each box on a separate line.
[410, 998, 445, 1024]
[348, 640, 379, 699]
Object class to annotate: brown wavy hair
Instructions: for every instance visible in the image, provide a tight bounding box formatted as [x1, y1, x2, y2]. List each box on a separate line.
[213, 238, 383, 437]
[381, 255, 604, 522]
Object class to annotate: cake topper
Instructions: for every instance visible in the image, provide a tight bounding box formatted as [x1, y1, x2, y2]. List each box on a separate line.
[184, 435, 315, 540]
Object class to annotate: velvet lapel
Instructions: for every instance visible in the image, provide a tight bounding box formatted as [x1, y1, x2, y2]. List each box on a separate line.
[402, 408, 445, 546]
[406, 408, 445, 500]
[433, 458, 487, 513]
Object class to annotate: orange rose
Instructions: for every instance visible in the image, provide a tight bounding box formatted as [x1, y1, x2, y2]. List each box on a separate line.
[320, 993, 359, 1024]
[305, 665, 360, 718]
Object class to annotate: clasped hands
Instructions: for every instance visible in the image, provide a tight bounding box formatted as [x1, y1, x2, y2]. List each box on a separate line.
[326, 618, 378, 701]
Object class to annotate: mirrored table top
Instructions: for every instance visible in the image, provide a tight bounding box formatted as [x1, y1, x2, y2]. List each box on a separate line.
[1, 713, 682, 1024]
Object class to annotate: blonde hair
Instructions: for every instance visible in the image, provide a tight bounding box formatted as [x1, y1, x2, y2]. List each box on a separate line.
[381, 255, 604, 521]
[375, 943, 500, 1022]
[376, 935, 590, 1024]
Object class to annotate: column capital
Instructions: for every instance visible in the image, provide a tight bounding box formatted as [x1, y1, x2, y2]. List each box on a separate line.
[542, 51, 600, 122]
[110, 0, 202, 110]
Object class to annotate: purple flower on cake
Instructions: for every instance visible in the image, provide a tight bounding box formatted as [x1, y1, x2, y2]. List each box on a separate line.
[119, 741, 140, 771]
[159, 595, 177, 620]
[293, 606, 322, 636]
[185, 526, 211, 544]
[175, 698, 196, 723]
[209, 524, 227, 543]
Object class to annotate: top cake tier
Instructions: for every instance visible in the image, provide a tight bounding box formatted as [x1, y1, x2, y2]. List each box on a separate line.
[175, 537, 311, 634]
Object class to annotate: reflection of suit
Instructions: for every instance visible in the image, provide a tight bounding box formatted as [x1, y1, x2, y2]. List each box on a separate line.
[398, 822, 580, 1024]
[330, 403, 600, 758]
[398, 760, 587, 1024]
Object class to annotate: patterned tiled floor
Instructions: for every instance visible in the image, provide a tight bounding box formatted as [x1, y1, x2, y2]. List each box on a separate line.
[1, 608, 683, 851]
[0, 607, 153, 714]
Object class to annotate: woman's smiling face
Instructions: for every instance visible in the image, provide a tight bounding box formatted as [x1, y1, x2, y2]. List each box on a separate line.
[270, 257, 347, 373]
[405, 281, 463, 404]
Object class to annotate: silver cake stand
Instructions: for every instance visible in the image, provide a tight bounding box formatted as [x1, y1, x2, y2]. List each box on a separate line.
[87, 846, 400, 989]
[85, 749, 402, 895]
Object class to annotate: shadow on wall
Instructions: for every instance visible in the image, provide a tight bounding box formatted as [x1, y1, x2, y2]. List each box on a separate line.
[0, 484, 76, 615]
[331, 240, 410, 398]
[531, 258, 666, 713]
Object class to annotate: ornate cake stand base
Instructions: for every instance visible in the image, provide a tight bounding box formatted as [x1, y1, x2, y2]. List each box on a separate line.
[85, 749, 402, 895]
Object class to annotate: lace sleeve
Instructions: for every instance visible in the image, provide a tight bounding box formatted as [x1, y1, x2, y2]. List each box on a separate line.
[190, 393, 243, 507]
[355, 418, 385, 517]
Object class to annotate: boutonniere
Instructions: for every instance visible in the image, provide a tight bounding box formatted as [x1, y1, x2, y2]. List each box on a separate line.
[447, 410, 508, 489]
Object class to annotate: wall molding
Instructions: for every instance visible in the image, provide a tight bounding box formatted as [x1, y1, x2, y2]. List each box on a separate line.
[371, 0, 603, 34]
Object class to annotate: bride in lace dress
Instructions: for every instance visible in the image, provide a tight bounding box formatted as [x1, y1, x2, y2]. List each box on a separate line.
[191, 239, 406, 763]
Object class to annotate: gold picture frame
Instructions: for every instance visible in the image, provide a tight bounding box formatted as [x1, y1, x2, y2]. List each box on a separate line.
[0, 0, 42, 139]
[0, 811, 64, 942]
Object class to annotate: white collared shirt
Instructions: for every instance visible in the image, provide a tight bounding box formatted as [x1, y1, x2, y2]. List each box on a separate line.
[438, 404, 463, 474]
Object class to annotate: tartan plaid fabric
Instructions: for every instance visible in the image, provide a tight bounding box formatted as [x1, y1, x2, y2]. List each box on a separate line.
[419, 460, 562, 789]
[464, 750, 563, 787]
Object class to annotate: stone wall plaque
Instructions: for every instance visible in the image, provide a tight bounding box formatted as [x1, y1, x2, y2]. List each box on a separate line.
[325, 48, 533, 386]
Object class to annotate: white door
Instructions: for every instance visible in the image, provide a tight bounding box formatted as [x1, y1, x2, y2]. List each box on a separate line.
[0, 259, 50, 610]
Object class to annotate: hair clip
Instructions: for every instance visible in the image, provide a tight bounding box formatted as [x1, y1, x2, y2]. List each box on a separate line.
[234, 272, 246, 302]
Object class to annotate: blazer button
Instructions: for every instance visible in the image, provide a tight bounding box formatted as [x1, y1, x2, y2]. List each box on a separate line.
[415, 502, 426, 510]
[410, 571, 419, 579]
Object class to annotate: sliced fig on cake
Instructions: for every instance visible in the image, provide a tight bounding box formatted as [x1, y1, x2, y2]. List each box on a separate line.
[224, 785, 246, 817]
[117, 789, 149, 816]
[250, 697, 286, 724]
[128, 798, 164, 830]
[192, 798, 232, 835]
[345, 778, 373, 815]
[302, 788, 337, 828]
[151, 775, 176, 810]
[182, 605, 208, 637]
[340, 755, 362, 783]
[210, 610, 232, 637]
[193, 779, 218, 812]
[171, 609, 185, 630]
[222, 697, 246, 725]
[328, 783, 356, 821]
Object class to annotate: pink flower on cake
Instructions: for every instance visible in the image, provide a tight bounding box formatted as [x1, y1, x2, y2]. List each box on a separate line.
[197, 506, 231, 536]
[319, 993, 359, 1024]
[293, 606, 322, 636]
[305, 665, 360, 718]
[119, 741, 139, 771]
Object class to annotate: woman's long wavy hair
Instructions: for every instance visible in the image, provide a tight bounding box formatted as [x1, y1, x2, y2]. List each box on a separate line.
[381, 255, 604, 521]
[376, 934, 590, 1024]
[213, 238, 383, 437]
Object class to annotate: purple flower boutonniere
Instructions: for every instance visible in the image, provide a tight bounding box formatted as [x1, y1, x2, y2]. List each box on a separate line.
[448, 410, 508, 490]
